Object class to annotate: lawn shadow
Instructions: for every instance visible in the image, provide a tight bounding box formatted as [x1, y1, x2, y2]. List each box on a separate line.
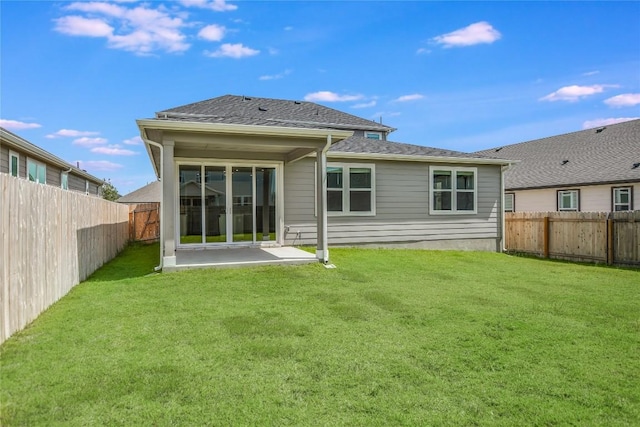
[85, 242, 160, 282]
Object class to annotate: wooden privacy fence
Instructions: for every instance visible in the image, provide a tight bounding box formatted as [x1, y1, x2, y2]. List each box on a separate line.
[128, 203, 160, 242]
[0, 174, 129, 344]
[505, 211, 640, 266]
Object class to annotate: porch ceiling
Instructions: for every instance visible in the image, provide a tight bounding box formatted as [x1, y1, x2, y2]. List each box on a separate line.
[138, 120, 353, 176]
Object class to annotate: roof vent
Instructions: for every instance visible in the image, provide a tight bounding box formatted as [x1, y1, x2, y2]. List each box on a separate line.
[595, 126, 606, 133]
[633, 162, 640, 169]
[243, 96, 252, 101]
[561, 160, 569, 165]
[294, 101, 301, 104]
[495, 147, 503, 152]
[258, 107, 267, 112]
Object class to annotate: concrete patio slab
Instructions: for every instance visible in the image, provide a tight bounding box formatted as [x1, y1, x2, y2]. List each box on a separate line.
[165, 246, 317, 271]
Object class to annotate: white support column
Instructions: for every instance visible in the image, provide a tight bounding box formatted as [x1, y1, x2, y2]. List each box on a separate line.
[162, 140, 177, 267]
[316, 144, 329, 263]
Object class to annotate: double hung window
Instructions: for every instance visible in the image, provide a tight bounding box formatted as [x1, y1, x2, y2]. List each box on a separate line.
[326, 163, 375, 215]
[504, 193, 515, 212]
[27, 158, 46, 184]
[557, 190, 579, 211]
[429, 166, 477, 214]
[612, 187, 633, 211]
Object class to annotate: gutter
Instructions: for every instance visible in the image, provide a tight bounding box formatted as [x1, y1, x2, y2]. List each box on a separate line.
[327, 150, 515, 166]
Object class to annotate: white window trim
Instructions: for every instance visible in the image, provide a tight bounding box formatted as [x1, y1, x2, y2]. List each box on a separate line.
[612, 187, 632, 211]
[429, 166, 478, 215]
[504, 193, 515, 212]
[317, 162, 376, 217]
[9, 150, 19, 177]
[557, 189, 579, 211]
[26, 158, 46, 184]
[364, 132, 382, 140]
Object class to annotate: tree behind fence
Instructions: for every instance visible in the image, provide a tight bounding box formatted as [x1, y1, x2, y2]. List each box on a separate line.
[0, 174, 129, 344]
[505, 211, 640, 266]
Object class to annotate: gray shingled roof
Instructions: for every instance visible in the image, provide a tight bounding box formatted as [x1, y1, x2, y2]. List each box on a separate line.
[117, 181, 161, 203]
[475, 119, 640, 190]
[156, 95, 395, 132]
[331, 135, 490, 159]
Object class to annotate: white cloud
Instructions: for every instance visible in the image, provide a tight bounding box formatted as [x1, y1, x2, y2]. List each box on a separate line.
[77, 160, 124, 171]
[91, 145, 138, 155]
[54, 16, 114, 37]
[198, 24, 225, 41]
[393, 94, 425, 102]
[583, 70, 600, 76]
[73, 137, 108, 146]
[304, 91, 364, 102]
[604, 93, 640, 108]
[416, 48, 431, 55]
[540, 84, 617, 102]
[259, 69, 292, 81]
[47, 129, 100, 139]
[351, 100, 377, 109]
[179, 0, 237, 12]
[205, 43, 259, 58]
[583, 117, 639, 129]
[432, 21, 501, 48]
[0, 119, 42, 130]
[284, 26, 293, 31]
[123, 135, 143, 145]
[55, 3, 190, 55]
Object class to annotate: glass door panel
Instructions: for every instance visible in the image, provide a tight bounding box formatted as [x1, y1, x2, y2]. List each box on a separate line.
[179, 165, 203, 244]
[232, 167, 254, 242]
[256, 168, 276, 242]
[204, 166, 226, 243]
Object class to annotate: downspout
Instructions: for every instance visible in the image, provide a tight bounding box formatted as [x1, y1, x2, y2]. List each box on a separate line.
[500, 163, 512, 252]
[143, 137, 164, 271]
[321, 134, 332, 263]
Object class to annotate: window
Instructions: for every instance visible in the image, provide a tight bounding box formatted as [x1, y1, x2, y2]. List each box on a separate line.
[612, 187, 633, 211]
[9, 151, 19, 177]
[85, 180, 89, 194]
[61, 172, 69, 190]
[365, 132, 382, 140]
[325, 163, 375, 215]
[504, 193, 515, 212]
[27, 158, 46, 184]
[557, 190, 579, 211]
[429, 166, 477, 214]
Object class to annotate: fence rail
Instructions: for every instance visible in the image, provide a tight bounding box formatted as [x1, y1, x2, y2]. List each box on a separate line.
[505, 211, 640, 266]
[1, 174, 129, 344]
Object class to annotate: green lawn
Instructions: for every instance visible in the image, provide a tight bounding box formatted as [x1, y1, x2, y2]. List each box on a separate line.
[1, 245, 639, 426]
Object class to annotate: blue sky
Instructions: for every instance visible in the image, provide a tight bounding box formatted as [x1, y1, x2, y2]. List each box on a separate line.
[2, 0, 639, 195]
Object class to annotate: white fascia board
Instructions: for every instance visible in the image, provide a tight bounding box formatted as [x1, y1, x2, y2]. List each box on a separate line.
[326, 151, 516, 166]
[136, 119, 353, 141]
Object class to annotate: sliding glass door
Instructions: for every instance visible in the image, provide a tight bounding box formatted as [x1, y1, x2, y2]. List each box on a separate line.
[178, 163, 278, 246]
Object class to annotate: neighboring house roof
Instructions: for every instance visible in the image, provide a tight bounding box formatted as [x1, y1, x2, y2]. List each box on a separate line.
[475, 119, 640, 190]
[0, 127, 104, 184]
[156, 94, 395, 133]
[117, 181, 161, 203]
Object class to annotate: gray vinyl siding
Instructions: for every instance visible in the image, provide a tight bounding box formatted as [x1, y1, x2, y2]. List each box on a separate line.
[68, 174, 87, 193]
[0, 145, 8, 174]
[283, 158, 501, 246]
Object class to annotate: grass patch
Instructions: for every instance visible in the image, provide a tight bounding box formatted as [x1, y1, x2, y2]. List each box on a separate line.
[1, 245, 639, 425]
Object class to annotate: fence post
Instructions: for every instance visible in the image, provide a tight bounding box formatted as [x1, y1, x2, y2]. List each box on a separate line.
[607, 218, 614, 265]
[543, 216, 550, 259]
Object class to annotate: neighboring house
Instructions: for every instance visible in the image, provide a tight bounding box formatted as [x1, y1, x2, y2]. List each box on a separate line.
[137, 95, 511, 268]
[117, 181, 161, 205]
[476, 119, 640, 213]
[0, 127, 104, 196]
